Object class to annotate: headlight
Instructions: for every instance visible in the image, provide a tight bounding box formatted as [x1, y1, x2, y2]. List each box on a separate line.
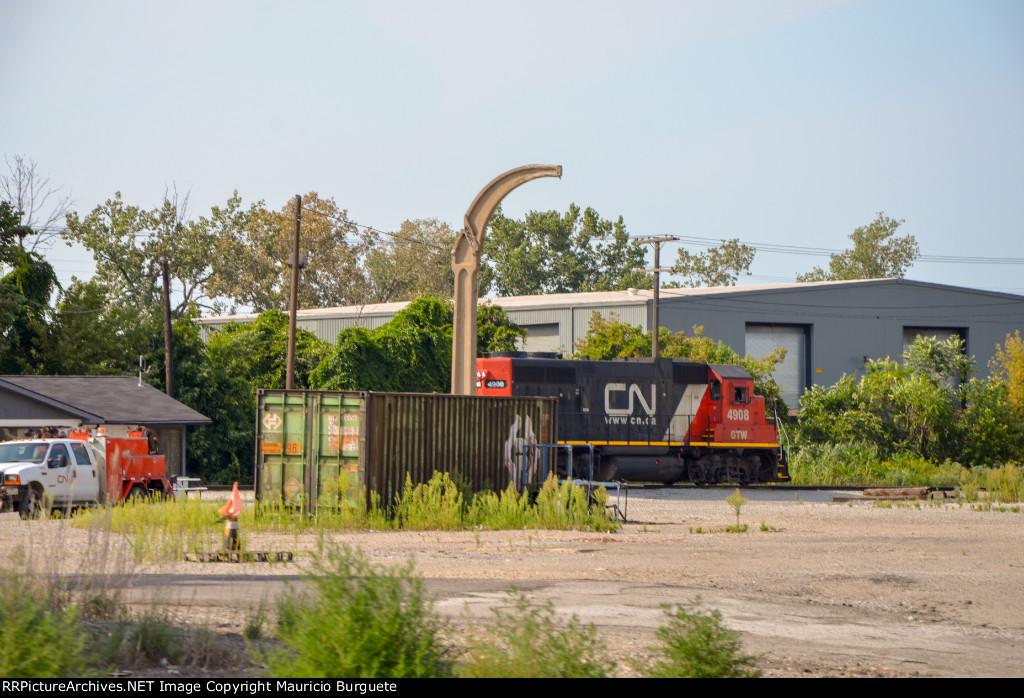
[2, 474, 20, 486]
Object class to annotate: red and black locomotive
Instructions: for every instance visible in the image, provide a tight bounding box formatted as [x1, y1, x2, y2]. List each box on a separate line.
[476, 355, 789, 485]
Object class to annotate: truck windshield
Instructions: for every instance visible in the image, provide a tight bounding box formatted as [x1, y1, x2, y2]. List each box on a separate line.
[0, 442, 48, 464]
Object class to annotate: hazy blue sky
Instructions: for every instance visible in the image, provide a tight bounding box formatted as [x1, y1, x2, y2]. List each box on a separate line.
[4, 0, 1023, 302]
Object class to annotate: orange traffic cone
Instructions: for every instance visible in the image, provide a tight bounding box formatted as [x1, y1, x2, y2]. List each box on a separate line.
[219, 482, 243, 551]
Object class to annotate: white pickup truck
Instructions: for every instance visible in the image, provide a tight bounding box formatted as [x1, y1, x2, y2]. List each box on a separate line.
[0, 433, 171, 518]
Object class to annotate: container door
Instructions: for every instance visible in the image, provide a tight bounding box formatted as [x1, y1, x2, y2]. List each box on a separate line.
[312, 392, 364, 510]
[256, 391, 310, 506]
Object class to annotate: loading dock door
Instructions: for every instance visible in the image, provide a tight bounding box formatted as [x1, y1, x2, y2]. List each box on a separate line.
[746, 324, 807, 411]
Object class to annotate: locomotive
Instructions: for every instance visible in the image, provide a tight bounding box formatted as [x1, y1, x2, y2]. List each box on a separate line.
[475, 354, 789, 485]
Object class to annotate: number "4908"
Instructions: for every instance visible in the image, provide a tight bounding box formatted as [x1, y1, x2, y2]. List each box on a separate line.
[726, 408, 750, 421]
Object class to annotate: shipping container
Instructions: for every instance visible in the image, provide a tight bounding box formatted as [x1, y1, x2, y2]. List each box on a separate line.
[255, 390, 558, 513]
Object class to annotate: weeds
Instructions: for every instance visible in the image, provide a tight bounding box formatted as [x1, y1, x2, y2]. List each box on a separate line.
[0, 569, 89, 678]
[265, 545, 452, 678]
[123, 609, 184, 665]
[461, 590, 613, 678]
[643, 598, 761, 678]
[790, 443, 1024, 500]
[725, 489, 748, 532]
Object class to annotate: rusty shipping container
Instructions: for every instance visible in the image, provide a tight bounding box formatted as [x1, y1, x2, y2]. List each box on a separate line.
[255, 389, 558, 512]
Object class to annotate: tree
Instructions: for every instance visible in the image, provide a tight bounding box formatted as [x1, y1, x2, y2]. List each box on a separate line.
[573, 314, 787, 411]
[797, 212, 918, 282]
[0, 154, 72, 253]
[480, 204, 648, 296]
[991, 331, 1024, 418]
[667, 239, 755, 288]
[309, 297, 526, 392]
[65, 190, 216, 313]
[0, 202, 59, 372]
[206, 309, 330, 392]
[204, 192, 376, 313]
[39, 278, 159, 376]
[150, 315, 255, 484]
[796, 335, 1023, 464]
[363, 219, 455, 303]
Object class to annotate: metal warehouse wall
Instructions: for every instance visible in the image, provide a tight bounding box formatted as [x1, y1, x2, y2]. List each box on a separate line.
[655, 279, 1024, 395]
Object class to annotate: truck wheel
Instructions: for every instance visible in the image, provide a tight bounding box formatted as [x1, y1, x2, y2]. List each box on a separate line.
[127, 485, 146, 503]
[19, 488, 42, 520]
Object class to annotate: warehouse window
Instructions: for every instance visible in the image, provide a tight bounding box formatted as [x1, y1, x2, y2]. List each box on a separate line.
[902, 327, 966, 354]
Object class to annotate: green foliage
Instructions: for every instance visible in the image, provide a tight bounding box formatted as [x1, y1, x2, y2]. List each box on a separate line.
[668, 238, 755, 287]
[0, 569, 89, 678]
[363, 218, 455, 303]
[122, 609, 184, 665]
[797, 335, 1024, 465]
[481, 204, 648, 296]
[462, 591, 613, 678]
[992, 331, 1024, 419]
[267, 546, 453, 678]
[310, 297, 525, 392]
[64, 190, 215, 313]
[207, 308, 329, 391]
[150, 315, 254, 484]
[726, 488, 747, 529]
[394, 472, 465, 531]
[0, 201, 59, 372]
[645, 599, 761, 678]
[797, 212, 919, 281]
[574, 314, 787, 411]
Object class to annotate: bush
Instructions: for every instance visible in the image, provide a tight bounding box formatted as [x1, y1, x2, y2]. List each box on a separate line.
[645, 599, 760, 678]
[0, 569, 89, 677]
[266, 545, 452, 678]
[462, 591, 613, 678]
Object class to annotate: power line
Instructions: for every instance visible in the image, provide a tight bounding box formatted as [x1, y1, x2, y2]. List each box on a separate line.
[657, 234, 1024, 265]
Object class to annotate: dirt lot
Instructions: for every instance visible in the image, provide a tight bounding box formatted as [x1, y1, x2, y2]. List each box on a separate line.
[4, 489, 1023, 678]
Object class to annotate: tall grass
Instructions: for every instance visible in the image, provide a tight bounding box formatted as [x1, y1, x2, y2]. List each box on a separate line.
[0, 567, 90, 677]
[790, 443, 1023, 503]
[70, 471, 619, 563]
[460, 590, 613, 678]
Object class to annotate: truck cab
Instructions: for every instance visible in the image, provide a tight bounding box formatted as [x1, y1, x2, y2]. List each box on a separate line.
[0, 438, 101, 516]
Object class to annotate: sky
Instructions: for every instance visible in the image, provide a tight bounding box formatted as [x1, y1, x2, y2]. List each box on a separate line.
[3, 0, 1023, 307]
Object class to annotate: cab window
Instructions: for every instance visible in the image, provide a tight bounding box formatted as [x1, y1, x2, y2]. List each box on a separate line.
[710, 379, 721, 400]
[47, 443, 70, 468]
[70, 443, 91, 465]
[733, 385, 749, 404]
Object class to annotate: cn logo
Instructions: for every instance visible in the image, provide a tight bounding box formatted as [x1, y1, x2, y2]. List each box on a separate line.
[604, 383, 656, 416]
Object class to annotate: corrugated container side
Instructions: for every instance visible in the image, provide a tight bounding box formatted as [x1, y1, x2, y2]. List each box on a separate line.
[256, 390, 557, 512]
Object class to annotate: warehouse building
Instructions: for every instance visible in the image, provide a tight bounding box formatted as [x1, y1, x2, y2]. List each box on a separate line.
[198, 279, 1024, 409]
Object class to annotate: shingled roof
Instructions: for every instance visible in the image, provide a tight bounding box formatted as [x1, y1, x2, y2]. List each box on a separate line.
[0, 376, 211, 426]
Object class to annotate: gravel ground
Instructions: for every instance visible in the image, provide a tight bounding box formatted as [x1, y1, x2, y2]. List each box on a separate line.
[2, 489, 1022, 678]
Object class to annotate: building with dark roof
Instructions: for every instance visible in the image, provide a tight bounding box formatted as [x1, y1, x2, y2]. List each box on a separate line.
[0, 376, 211, 476]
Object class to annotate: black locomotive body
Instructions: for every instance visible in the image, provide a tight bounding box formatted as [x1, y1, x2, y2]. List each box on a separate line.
[476, 355, 789, 485]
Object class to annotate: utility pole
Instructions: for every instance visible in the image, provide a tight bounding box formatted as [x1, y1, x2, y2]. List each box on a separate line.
[161, 258, 173, 396]
[637, 236, 679, 359]
[285, 195, 302, 390]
